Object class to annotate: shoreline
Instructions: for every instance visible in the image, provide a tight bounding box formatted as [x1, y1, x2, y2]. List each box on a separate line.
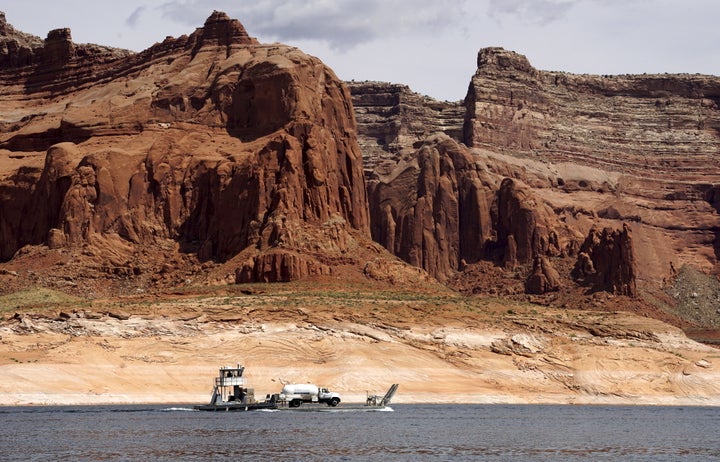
[3, 295, 720, 411]
[3, 393, 720, 408]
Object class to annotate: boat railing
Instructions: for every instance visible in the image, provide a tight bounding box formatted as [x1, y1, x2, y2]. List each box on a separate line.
[216, 376, 245, 387]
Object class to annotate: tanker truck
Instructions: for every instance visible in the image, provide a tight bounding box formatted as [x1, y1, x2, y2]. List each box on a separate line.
[280, 383, 341, 407]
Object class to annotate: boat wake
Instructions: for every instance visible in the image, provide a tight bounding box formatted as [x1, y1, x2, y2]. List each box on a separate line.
[286, 406, 394, 413]
[160, 406, 393, 413]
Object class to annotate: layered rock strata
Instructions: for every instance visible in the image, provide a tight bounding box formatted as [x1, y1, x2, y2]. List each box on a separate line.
[462, 48, 720, 283]
[465, 48, 720, 192]
[347, 81, 464, 174]
[463, 46, 720, 224]
[364, 47, 720, 303]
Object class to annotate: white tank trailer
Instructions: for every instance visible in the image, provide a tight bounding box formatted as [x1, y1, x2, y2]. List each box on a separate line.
[280, 383, 341, 407]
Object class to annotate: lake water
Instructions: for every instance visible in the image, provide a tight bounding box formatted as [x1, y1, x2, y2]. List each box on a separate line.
[1, 404, 719, 461]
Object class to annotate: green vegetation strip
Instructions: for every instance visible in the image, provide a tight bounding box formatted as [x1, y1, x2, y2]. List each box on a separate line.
[0, 288, 81, 313]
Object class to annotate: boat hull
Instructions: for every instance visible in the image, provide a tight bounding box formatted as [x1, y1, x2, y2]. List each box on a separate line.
[277, 404, 390, 412]
[194, 402, 277, 412]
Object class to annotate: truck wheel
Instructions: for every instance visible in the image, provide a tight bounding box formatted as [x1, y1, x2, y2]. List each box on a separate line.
[290, 399, 302, 408]
[328, 398, 340, 407]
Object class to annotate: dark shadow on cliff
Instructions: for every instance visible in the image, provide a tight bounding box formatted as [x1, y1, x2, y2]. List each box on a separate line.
[0, 120, 92, 152]
[177, 165, 262, 263]
[0, 166, 44, 261]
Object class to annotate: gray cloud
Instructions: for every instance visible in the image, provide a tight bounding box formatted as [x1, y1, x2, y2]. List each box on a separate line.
[487, 0, 646, 26]
[126, 6, 146, 28]
[156, 0, 469, 50]
[487, 0, 577, 25]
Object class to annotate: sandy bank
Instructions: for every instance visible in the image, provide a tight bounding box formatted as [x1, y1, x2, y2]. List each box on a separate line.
[2, 303, 720, 407]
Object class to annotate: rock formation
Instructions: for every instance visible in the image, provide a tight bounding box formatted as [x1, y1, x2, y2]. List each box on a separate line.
[359, 46, 719, 310]
[492, 178, 564, 265]
[0, 12, 42, 67]
[347, 81, 464, 174]
[572, 224, 637, 297]
[367, 134, 494, 281]
[1, 9, 720, 333]
[0, 11, 369, 285]
[460, 47, 720, 290]
[0, 12, 131, 68]
[525, 256, 561, 295]
[366, 133, 577, 288]
[465, 47, 720, 196]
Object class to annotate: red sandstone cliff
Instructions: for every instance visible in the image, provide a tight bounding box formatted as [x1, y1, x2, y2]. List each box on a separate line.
[347, 81, 464, 174]
[1, 12, 720, 332]
[363, 47, 720, 322]
[0, 11, 371, 288]
[463, 48, 720, 284]
[572, 224, 637, 297]
[367, 134, 493, 281]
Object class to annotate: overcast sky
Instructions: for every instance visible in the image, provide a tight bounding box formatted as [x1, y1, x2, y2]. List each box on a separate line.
[3, 1, 719, 101]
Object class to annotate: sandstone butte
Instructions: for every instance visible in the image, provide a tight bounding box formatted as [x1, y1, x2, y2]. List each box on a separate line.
[0, 12, 719, 406]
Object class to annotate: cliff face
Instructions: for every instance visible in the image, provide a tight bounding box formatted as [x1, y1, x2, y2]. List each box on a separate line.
[363, 47, 720, 310]
[572, 224, 637, 297]
[367, 134, 578, 285]
[367, 134, 493, 281]
[464, 48, 720, 279]
[347, 81, 464, 174]
[0, 11, 370, 287]
[465, 47, 720, 198]
[2, 10, 720, 330]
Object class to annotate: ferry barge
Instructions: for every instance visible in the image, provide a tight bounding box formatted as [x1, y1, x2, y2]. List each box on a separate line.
[194, 364, 398, 412]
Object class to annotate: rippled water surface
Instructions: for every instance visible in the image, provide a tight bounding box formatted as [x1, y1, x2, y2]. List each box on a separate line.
[1, 404, 719, 461]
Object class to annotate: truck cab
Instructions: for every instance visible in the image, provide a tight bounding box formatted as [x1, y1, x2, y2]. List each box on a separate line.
[317, 387, 340, 406]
